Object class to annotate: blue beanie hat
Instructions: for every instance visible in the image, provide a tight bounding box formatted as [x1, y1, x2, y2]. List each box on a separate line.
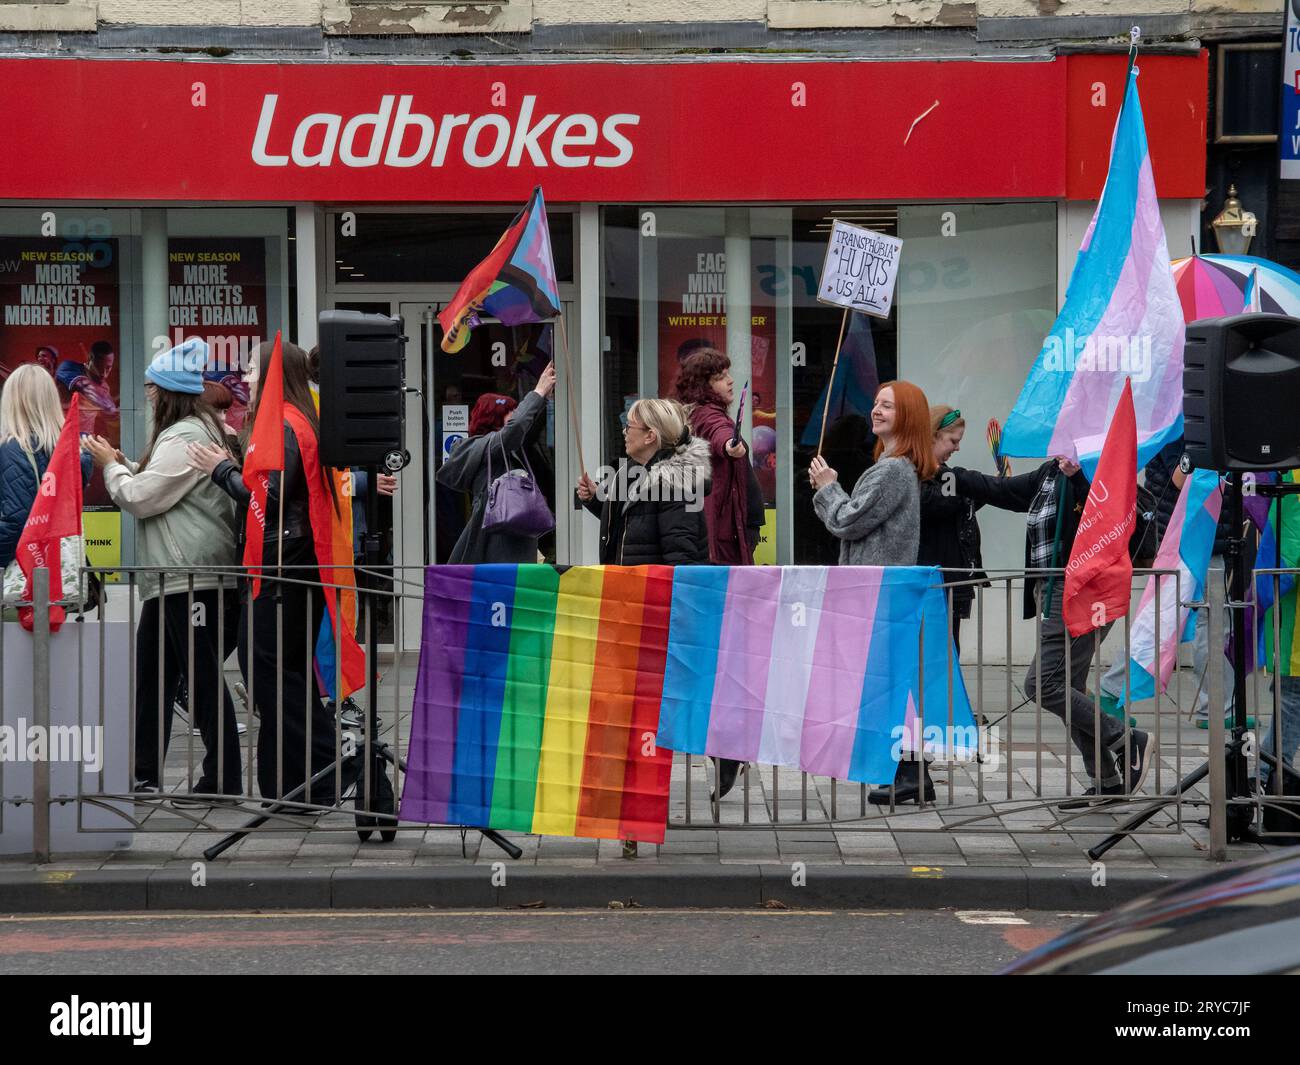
[146, 338, 207, 395]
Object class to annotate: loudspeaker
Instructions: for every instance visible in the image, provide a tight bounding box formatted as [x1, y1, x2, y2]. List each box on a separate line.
[1184, 313, 1300, 472]
[317, 310, 407, 470]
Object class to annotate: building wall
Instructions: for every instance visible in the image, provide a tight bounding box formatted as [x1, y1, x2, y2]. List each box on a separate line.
[0, 0, 1280, 34]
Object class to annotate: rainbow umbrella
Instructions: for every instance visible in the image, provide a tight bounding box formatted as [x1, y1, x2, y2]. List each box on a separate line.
[1170, 254, 1300, 322]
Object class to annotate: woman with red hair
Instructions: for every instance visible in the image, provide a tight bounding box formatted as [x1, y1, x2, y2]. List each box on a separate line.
[809, 380, 937, 805]
[808, 380, 935, 566]
[437, 364, 556, 564]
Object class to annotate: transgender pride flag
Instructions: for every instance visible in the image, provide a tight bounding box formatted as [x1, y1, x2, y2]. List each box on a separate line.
[1119, 469, 1223, 706]
[1001, 68, 1184, 478]
[656, 566, 976, 786]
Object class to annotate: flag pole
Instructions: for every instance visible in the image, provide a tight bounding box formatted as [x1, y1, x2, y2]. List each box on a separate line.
[816, 307, 851, 458]
[554, 312, 588, 478]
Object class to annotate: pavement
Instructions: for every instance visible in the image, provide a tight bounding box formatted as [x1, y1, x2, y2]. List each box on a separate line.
[0, 658, 1284, 914]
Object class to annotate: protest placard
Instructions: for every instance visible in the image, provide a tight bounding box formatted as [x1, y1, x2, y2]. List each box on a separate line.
[817, 220, 902, 319]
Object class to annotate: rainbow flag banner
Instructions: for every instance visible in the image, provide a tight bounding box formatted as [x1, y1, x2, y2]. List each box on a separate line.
[401, 563, 976, 841]
[400, 564, 675, 843]
[657, 566, 976, 785]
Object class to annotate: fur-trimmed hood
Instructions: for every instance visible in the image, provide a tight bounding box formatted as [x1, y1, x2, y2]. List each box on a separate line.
[628, 436, 712, 505]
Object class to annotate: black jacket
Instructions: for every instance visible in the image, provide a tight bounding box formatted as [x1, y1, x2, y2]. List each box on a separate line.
[584, 438, 711, 566]
[918, 463, 986, 618]
[210, 423, 313, 551]
[953, 460, 1091, 620]
[1142, 438, 1232, 559]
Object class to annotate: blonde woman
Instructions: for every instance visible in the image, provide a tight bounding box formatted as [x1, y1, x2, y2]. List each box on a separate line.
[576, 397, 710, 565]
[1, 363, 92, 569]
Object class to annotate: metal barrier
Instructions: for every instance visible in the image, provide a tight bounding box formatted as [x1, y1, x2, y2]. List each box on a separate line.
[1244, 567, 1300, 845]
[2, 561, 1297, 861]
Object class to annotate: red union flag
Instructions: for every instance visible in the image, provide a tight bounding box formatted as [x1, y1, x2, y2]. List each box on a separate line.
[16, 394, 84, 632]
[1064, 378, 1137, 637]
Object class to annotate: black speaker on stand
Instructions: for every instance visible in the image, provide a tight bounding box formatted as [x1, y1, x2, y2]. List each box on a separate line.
[1090, 313, 1300, 858]
[316, 310, 520, 858]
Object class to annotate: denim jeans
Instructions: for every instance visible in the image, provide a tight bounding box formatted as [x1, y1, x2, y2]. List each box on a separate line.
[1258, 675, 1300, 790]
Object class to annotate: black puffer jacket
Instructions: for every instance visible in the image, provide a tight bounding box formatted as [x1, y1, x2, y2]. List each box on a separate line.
[584, 437, 711, 565]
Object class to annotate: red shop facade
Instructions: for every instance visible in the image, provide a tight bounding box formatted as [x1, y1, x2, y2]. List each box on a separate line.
[0, 53, 1207, 631]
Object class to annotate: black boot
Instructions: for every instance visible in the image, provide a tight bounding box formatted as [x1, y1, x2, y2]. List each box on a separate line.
[711, 758, 743, 802]
[355, 756, 396, 843]
[868, 758, 936, 806]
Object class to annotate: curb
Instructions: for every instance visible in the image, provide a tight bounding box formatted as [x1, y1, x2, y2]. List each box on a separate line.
[0, 864, 1192, 914]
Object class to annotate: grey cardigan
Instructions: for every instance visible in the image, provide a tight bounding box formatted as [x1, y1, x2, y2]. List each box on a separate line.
[813, 455, 920, 566]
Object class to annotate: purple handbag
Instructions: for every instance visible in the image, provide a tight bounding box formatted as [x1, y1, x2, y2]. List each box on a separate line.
[481, 436, 555, 538]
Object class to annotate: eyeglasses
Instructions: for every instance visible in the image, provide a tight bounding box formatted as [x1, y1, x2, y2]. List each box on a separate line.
[625, 420, 650, 432]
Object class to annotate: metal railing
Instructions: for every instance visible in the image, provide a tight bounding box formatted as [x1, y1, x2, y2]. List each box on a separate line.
[2, 561, 1296, 862]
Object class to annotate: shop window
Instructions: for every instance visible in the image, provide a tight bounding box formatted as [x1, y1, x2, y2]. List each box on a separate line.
[601, 201, 1056, 569]
[898, 201, 1056, 570]
[332, 211, 572, 286]
[1216, 43, 1281, 144]
[0, 207, 138, 575]
[790, 205, 899, 566]
[602, 205, 793, 563]
[0, 205, 294, 574]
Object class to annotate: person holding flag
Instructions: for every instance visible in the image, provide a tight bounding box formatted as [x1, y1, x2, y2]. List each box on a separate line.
[673, 347, 754, 801]
[674, 348, 753, 566]
[84, 339, 243, 796]
[188, 338, 372, 807]
[1, 365, 93, 587]
[952, 386, 1155, 807]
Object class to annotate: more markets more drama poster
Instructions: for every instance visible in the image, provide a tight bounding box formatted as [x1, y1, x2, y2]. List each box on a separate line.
[0, 235, 122, 570]
[168, 237, 268, 433]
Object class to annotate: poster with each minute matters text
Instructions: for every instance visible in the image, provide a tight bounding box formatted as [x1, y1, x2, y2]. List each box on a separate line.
[0, 237, 123, 573]
[167, 238, 268, 433]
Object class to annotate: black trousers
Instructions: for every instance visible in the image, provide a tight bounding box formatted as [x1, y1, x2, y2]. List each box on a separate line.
[134, 588, 243, 792]
[238, 557, 340, 803]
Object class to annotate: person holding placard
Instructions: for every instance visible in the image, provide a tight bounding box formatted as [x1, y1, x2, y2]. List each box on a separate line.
[808, 381, 933, 566]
